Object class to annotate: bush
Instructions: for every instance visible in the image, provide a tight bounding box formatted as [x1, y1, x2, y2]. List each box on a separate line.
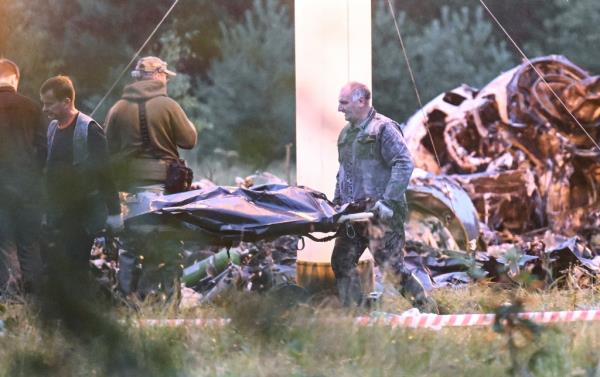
[201, 0, 295, 167]
[373, 4, 516, 123]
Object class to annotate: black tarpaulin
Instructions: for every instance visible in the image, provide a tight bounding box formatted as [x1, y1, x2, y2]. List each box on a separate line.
[124, 184, 342, 244]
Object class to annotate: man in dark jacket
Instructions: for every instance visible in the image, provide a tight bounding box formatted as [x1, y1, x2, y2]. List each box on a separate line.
[0, 58, 45, 294]
[105, 56, 197, 192]
[332, 81, 438, 313]
[40, 75, 122, 272]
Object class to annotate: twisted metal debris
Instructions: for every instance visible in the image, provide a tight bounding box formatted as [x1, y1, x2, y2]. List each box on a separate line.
[404, 55, 600, 244]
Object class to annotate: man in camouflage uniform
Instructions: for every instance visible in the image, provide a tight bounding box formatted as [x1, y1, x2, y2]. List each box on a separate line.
[332, 81, 437, 313]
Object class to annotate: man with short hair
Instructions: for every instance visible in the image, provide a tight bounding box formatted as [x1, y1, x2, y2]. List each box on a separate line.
[0, 58, 45, 294]
[40, 75, 122, 271]
[105, 56, 197, 192]
[332, 81, 438, 313]
[104, 56, 196, 297]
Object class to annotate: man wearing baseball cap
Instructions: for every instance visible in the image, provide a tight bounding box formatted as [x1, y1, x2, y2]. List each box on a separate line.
[104, 56, 197, 297]
[132, 56, 177, 78]
[105, 56, 197, 191]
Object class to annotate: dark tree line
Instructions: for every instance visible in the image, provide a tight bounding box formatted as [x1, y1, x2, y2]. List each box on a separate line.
[1, 0, 596, 167]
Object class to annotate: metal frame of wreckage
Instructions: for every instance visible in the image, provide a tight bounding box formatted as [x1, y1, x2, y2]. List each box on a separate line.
[402, 55, 600, 257]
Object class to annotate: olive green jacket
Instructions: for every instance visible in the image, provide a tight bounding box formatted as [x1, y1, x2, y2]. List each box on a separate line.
[105, 80, 197, 189]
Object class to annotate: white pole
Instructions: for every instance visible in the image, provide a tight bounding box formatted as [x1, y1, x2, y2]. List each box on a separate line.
[295, 0, 372, 263]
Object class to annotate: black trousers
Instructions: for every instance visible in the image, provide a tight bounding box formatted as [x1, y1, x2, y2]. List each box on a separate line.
[0, 201, 43, 293]
[47, 211, 95, 274]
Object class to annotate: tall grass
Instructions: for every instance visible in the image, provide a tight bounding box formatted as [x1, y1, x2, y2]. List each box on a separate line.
[2, 285, 600, 376]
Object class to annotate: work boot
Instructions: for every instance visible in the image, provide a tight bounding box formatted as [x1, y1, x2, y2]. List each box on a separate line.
[399, 270, 439, 314]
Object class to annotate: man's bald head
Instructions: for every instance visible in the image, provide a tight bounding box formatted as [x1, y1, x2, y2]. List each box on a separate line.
[338, 81, 372, 124]
[0, 58, 20, 90]
[342, 81, 371, 104]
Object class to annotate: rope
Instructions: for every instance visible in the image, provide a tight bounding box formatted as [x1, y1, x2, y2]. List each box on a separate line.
[304, 228, 342, 243]
[385, 0, 442, 168]
[385, 0, 464, 249]
[479, 0, 600, 153]
[90, 0, 180, 118]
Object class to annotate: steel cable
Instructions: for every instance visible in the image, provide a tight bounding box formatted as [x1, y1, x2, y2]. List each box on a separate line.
[479, 0, 600, 152]
[90, 0, 180, 118]
[385, 0, 468, 250]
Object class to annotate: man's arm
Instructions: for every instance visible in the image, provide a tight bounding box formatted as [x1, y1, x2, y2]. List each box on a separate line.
[169, 101, 197, 149]
[32, 107, 47, 173]
[103, 105, 121, 156]
[333, 126, 350, 206]
[88, 122, 121, 216]
[34, 106, 48, 214]
[379, 123, 414, 203]
[333, 169, 341, 205]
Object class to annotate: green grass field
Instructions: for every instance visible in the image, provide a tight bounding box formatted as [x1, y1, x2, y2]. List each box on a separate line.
[2, 284, 600, 377]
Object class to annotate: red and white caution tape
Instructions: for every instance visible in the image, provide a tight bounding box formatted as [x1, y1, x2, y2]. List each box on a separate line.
[355, 309, 600, 330]
[134, 310, 600, 329]
[137, 318, 231, 327]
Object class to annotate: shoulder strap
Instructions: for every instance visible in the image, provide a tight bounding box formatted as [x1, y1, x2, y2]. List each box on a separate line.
[137, 100, 162, 159]
[46, 114, 94, 165]
[73, 113, 92, 165]
[47, 120, 58, 161]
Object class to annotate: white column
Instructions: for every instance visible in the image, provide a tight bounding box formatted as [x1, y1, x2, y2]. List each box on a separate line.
[295, 0, 372, 262]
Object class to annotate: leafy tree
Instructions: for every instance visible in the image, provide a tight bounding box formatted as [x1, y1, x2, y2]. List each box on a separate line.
[1, 0, 174, 115]
[373, 4, 516, 123]
[65, 0, 173, 115]
[383, 0, 559, 48]
[169, 0, 263, 75]
[372, 2, 419, 125]
[200, 0, 294, 166]
[3, 0, 596, 168]
[537, 0, 600, 74]
[0, 0, 65, 97]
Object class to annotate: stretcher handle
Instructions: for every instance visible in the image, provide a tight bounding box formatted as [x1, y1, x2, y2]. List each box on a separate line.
[337, 212, 374, 223]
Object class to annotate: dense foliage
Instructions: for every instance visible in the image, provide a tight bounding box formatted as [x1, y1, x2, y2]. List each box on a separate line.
[0, 0, 595, 166]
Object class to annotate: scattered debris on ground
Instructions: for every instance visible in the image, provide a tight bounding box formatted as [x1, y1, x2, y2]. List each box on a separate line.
[401, 55, 600, 288]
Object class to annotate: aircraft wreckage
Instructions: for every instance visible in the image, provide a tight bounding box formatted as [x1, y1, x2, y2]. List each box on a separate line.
[404, 55, 600, 238]
[402, 55, 600, 287]
[93, 55, 600, 303]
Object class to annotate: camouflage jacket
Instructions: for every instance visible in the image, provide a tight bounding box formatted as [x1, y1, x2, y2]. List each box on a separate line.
[333, 108, 413, 214]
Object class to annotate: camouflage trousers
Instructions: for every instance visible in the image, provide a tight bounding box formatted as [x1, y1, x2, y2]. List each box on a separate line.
[331, 218, 438, 312]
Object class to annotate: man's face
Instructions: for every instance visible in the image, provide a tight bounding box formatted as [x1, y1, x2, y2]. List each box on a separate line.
[338, 86, 364, 124]
[40, 90, 70, 121]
